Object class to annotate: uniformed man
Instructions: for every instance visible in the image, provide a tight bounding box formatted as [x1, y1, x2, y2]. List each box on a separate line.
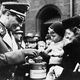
[0, 1, 29, 51]
[25, 33, 34, 48]
[13, 27, 25, 49]
[0, 1, 38, 80]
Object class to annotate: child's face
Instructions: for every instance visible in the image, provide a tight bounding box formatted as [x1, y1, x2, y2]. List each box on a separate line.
[38, 41, 45, 50]
[49, 28, 62, 43]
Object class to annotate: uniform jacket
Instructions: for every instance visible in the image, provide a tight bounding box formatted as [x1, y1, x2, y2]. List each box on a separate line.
[0, 22, 25, 80]
[3, 30, 18, 51]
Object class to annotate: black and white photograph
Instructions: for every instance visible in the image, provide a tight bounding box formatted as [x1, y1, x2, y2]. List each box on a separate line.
[0, 0, 80, 80]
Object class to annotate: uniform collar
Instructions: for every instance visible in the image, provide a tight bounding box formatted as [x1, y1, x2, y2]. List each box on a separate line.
[0, 22, 6, 37]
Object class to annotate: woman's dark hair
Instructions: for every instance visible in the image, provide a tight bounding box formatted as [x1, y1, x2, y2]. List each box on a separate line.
[70, 27, 80, 43]
[49, 21, 65, 38]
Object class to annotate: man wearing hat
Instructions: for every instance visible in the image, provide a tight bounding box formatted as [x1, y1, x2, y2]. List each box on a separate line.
[0, 1, 29, 51]
[25, 33, 40, 49]
[13, 27, 25, 49]
[0, 1, 38, 80]
[25, 33, 34, 48]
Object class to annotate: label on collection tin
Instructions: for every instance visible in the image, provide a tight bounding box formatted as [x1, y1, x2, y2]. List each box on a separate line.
[30, 69, 46, 79]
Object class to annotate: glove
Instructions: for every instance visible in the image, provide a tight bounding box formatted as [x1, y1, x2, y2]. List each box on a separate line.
[4, 49, 38, 65]
[46, 65, 64, 80]
[53, 65, 64, 78]
[46, 66, 55, 80]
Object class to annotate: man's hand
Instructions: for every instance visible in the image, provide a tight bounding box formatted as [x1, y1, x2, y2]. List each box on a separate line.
[4, 49, 38, 65]
[22, 49, 38, 57]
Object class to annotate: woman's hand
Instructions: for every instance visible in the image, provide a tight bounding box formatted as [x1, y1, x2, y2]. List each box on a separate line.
[46, 65, 64, 80]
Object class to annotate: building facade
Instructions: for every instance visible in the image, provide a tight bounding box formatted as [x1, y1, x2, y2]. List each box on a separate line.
[1, 0, 80, 40]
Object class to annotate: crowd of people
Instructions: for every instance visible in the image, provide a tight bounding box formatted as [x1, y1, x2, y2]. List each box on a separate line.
[24, 21, 80, 80]
[0, 1, 80, 80]
[19, 21, 80, 80]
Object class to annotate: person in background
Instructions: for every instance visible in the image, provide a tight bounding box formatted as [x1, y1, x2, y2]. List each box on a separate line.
[27, 38, 38, 49]
[25, 33, 39, 49]
[13, 27, 25, 49]
[13, 26, 26, 80]
[37, 40, 46, 53]
[34, 33, 40, 42]
[25, 33, 34, 48]
[0, 1, 38, 80]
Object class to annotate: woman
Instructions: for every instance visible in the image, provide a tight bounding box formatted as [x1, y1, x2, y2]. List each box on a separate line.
[61, 27, 80, 79]
[46, 26, 80, 80]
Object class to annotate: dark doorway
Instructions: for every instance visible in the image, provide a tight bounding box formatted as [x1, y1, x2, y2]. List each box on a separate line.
[36, 4, 61, 41]
[40, 24, 51, 41]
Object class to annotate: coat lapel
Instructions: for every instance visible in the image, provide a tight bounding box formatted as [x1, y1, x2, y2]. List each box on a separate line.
[3, 31, 13, 49]
[3, 30, 18, 51]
